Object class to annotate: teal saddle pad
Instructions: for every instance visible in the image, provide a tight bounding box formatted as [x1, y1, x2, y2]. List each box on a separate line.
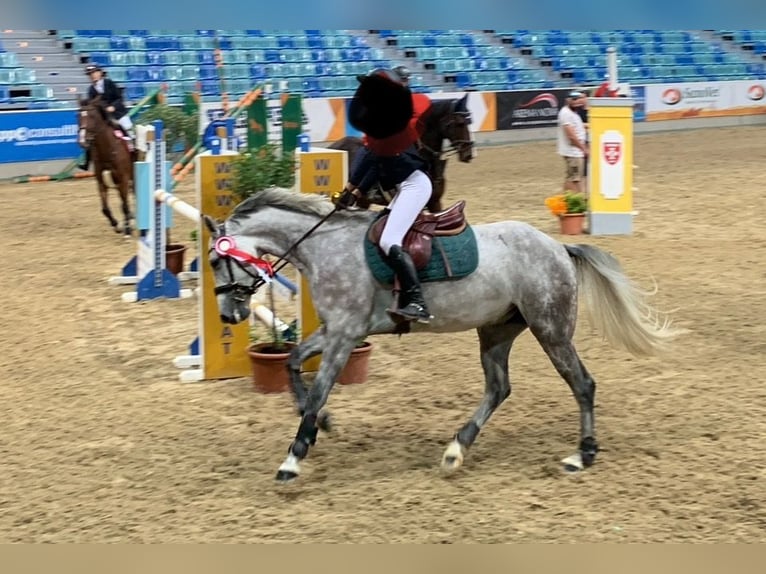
[364, 221, 480, 286]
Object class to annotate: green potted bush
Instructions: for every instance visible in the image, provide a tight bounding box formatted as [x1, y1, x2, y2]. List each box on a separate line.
[337, 338, 374, 385]
[135, 103, 199, 155]
[544, 192, 588, 235]
[247, 307, 299, 394]
[229, 144, 301, 378]
[231, 143, 297, 202]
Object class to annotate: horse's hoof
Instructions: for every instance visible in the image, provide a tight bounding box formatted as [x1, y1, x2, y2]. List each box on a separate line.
[317, 411, 333, 433]
[440, 440, 464, 474]
[442, 456, 462, 472]
[561, 453, 584, 473]
[275, 469, 299, 483]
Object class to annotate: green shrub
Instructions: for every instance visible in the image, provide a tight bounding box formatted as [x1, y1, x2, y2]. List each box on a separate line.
[135, 103, 198, 155]
[564, 192, 588, 214]
[231, 144, 296, 202]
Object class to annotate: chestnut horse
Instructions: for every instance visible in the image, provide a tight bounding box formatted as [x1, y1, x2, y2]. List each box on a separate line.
[78, 97, 135, 237]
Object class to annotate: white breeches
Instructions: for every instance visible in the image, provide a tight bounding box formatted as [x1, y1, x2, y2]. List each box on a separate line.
[378, 169, 432, 255]
[117, 114, 133, 132]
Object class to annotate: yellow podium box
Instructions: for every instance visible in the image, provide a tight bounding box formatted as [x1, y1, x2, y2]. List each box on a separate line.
[587, 97, 635, 235]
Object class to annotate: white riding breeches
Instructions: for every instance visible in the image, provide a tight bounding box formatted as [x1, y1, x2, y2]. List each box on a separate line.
[117, 114, 134, 132]
[378, 169, 432, 255]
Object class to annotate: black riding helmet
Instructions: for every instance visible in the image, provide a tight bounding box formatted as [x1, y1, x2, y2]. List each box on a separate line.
[349, 68, 412, 138]
[84, 64, 103, 75]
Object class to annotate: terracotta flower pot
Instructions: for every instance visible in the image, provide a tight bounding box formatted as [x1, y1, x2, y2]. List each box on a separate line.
[337, 341, 373, 385]
[559, 213, 586, 235]
[247, 341, 297, 394]
[165, 243, 187, 275]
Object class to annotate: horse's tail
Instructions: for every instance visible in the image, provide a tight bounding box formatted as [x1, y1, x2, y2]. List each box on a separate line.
[564, 243, 684, 357]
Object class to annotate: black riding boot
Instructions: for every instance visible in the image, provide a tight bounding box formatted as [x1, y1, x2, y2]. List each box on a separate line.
[387, 245, 433, 324]
[78, 149, 90, 171]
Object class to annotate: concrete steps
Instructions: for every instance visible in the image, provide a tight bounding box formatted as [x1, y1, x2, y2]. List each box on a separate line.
[1, 29, 89, 104]
[348, 30, 453, 92]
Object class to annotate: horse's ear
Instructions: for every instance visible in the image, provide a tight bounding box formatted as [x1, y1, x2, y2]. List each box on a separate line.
[202, 214, 219, 236]
[458, 93, 469, 110]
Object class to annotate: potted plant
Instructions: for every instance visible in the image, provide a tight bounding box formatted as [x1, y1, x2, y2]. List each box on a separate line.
[247, 310, 299, 394]
[544, 192, 588, 235]
[231, 143, 296, 203]
[135, 102, 199, 156]
[165, 241, 187, 275]
[337, 339, 374, 385]
[229, 144, 302, 392]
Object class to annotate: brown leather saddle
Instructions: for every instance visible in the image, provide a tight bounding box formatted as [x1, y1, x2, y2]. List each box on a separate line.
[368, 200, 467, 274]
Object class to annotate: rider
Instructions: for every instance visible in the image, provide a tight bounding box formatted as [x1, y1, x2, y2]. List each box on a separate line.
[336, 68, 434, 325]
[78, 63, 134, 170]
[393, 65, 411, 86]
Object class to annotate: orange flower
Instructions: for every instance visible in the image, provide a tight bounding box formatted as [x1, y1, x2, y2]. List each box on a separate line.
[544, 194, 568, 216]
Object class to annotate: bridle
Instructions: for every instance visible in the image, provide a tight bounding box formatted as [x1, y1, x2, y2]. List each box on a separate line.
[79, 99, 110, 148]
[210, 207, 338, 298]
[418, 103, 473, 162]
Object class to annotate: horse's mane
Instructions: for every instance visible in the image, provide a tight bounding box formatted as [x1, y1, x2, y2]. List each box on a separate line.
[81, 97, 109, 121]
[230, 186, 336, 221]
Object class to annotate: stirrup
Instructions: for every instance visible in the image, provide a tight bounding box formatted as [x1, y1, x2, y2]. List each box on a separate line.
[388, 302, 433, 324]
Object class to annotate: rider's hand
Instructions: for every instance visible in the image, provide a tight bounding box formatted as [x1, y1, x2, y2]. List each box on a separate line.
[334, 189, 358, 210]
[106, 105, 115, 113]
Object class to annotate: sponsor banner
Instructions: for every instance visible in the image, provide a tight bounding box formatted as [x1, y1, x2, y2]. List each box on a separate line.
[0, 109, 81, 163]
[495, 89, 570, 129]
[425, 91, 496, 132]
[645, 80, 766, 121]
[304, 97, 346, 142]
[730, 79, 766, 113]
[630, 85, 646, 122]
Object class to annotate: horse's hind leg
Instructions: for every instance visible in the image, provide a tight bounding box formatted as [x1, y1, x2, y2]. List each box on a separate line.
[441, 315, 528, 473]
[533, 333, 598, 472]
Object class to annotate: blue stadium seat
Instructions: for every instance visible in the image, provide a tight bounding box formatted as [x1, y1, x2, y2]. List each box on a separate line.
[125, 82, 146, 100]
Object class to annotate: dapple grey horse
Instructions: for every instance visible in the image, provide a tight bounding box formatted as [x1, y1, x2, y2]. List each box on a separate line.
[203, 188, 681, 483]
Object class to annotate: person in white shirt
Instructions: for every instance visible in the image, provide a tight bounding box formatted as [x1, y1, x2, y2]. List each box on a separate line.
[557, 90, 588, 194]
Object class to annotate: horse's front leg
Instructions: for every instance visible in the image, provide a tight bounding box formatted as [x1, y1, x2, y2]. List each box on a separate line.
[276, 334, 359, 482]
[427, 176, 445, 213]
[96, 174, 119, 231]
[286, 326, 332, 432]
[118, 177, 133, 238]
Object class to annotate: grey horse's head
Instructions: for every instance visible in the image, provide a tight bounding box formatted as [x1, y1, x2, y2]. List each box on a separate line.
[203, 215, 266, 325]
